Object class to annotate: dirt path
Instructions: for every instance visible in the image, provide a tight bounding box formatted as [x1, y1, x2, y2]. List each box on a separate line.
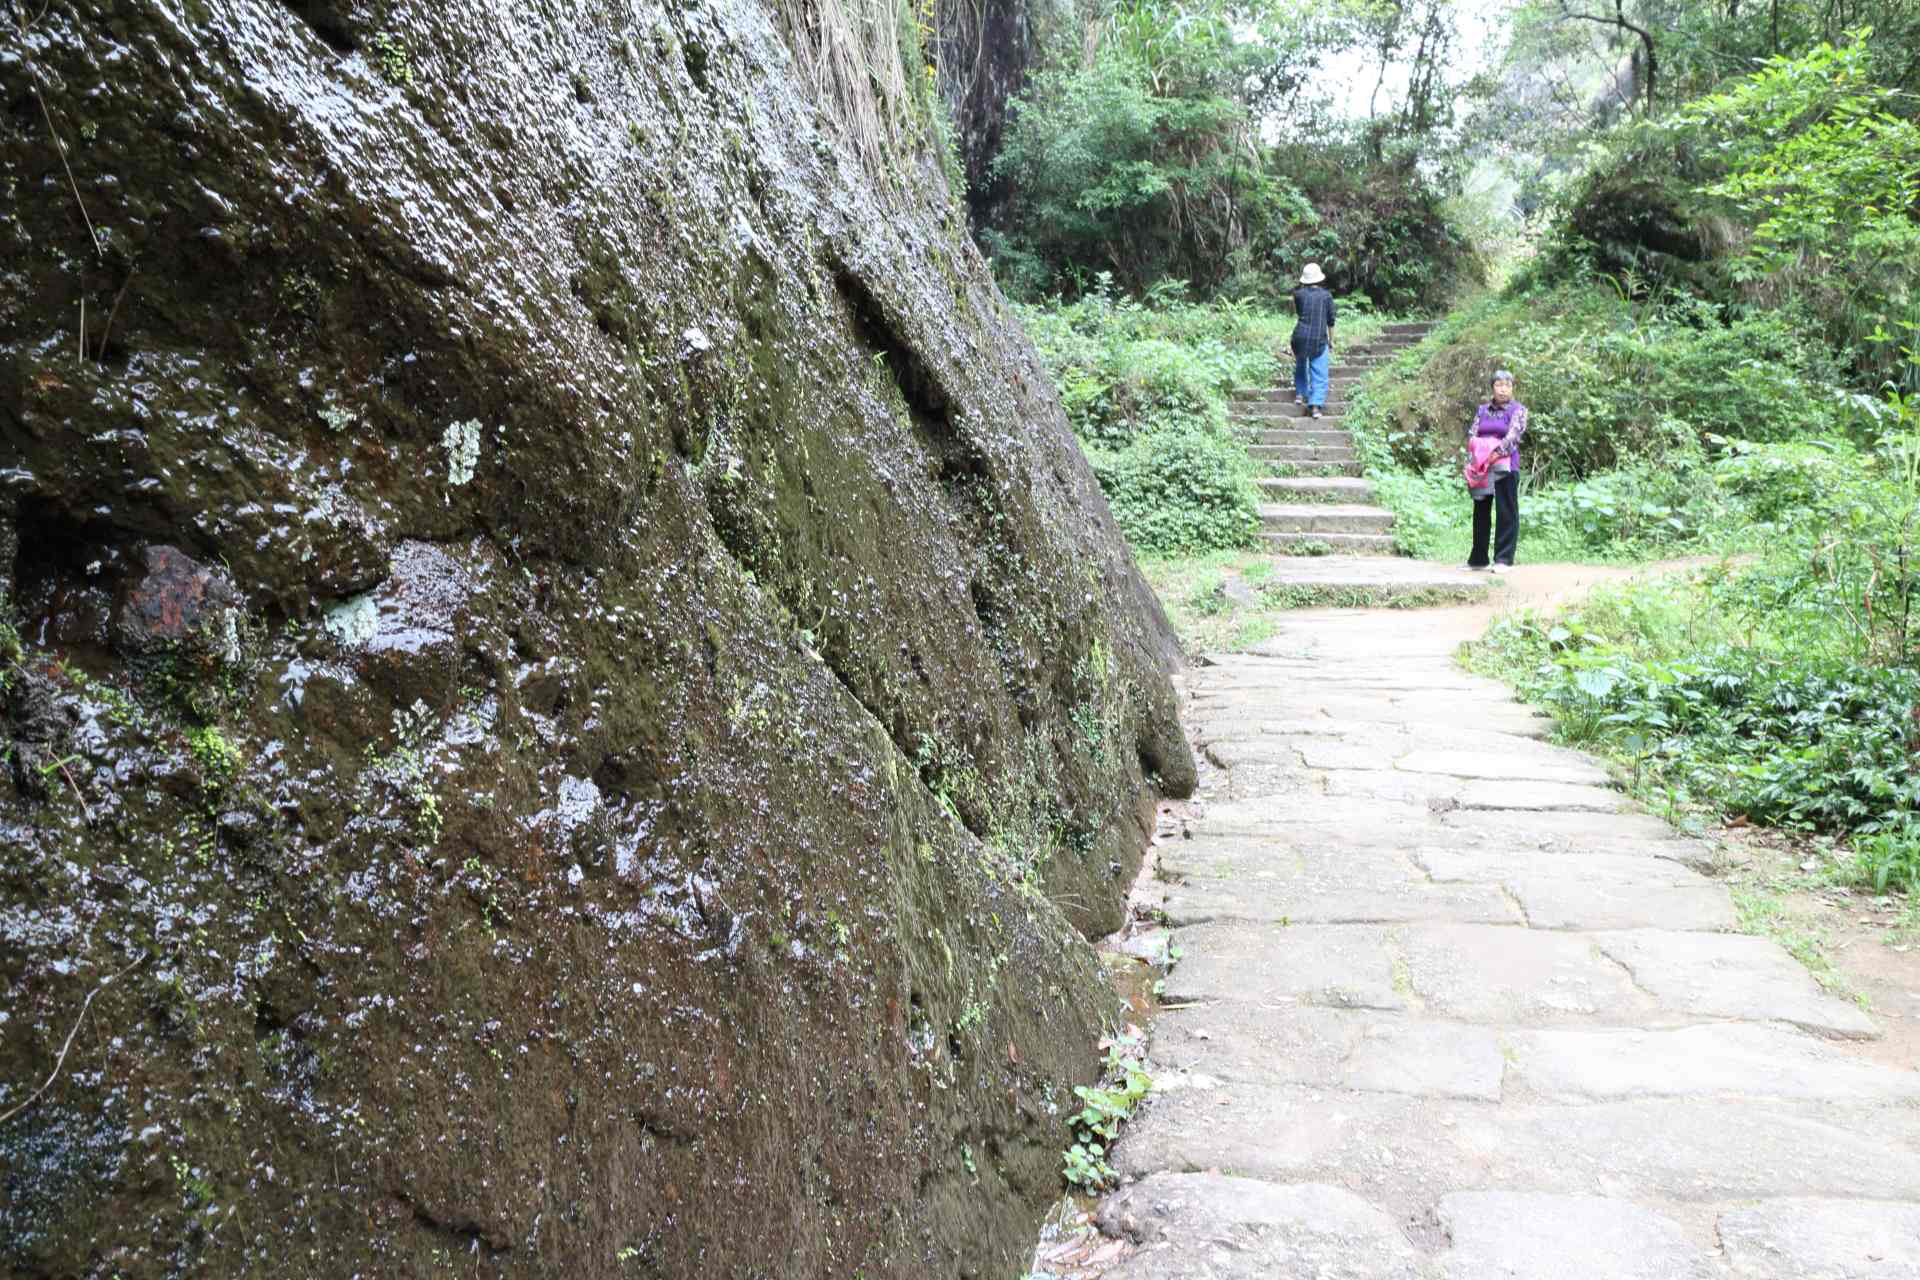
[1072, 563, 1920, 1277]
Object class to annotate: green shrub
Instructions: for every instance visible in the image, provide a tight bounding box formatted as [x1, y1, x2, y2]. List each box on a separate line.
[1021, 289, 1393, 556]
[1470, 586, 1920, 834]
[1089, 426, 1261, 554]
[1363, 285, 1857, 480]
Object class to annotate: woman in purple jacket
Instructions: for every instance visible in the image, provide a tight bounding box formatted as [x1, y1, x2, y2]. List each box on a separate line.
[1468, 370, 1527, 574]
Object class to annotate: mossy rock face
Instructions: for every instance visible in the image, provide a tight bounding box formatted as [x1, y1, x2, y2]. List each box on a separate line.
[0, 4, 1193, 1277]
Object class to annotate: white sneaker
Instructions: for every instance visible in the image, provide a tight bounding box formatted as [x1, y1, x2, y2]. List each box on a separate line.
[1490, 563, 1512, 575]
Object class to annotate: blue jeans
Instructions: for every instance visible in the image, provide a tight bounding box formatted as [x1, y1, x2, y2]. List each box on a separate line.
[1293, 346, 1330, 406]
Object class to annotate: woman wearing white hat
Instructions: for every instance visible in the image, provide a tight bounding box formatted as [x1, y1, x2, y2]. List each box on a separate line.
[1290, 264, 1337, 418]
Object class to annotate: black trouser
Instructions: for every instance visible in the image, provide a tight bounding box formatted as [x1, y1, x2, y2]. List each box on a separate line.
[1469, 471, 1519, 567]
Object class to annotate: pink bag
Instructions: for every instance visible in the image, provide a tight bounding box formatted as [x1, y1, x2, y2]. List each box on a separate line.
[1464, 436, 1499, 497]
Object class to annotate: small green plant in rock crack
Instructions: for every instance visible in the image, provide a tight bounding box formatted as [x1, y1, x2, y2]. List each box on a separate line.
[462, 856, 512, 938]
[169, 1155, 214, 1208]
[185, 724, 240, 787]
[1061, 1028, 1151, 1190]
[362, 699, 446, 848]
[1069, 638, 1127, 768]
[371, 32, 414, 86]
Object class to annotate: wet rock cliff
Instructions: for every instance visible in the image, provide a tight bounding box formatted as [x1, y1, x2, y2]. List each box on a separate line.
[0, 3, 1194, 1277]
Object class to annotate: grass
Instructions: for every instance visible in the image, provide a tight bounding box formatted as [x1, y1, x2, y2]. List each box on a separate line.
[1731, 873, 1866, 1008]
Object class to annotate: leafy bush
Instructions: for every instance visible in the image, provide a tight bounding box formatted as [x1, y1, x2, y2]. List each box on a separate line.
[1020, 288, 1375, 555]
[1470, 587, 1920, 834]
[1019, 281, 1284, 446]
[1089, 427, 1261, 554]
[983, 0, 1481, 309]
[1519, 37, 1920, 389]
[1361, 285, 1859, 481]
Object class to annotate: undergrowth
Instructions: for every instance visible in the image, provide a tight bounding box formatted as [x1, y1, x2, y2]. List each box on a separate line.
[1464, 545, 1920, 896]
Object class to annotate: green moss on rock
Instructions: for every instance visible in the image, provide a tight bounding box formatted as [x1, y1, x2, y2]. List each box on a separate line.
[0, 2, 1192, 1277]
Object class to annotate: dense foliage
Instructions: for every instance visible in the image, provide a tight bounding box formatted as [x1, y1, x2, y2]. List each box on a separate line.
[1018, 287, 1292, 553]
[979, 0, 1483, 308]
[1518, 32, 1920, 387]
[1470, 580, 1920, 834]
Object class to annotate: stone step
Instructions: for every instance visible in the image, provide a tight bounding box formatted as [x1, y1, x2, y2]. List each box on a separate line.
[1249, 444, 1359, 463]
[1232, 404, 1347, 421]
[1262, 530, 1398, 555]
[1261, 459, 1365, 477]
[1253, 428, 1352, 447]
[1260, 503, 1395, 534]
[1382, 321, 1439, 335]
[1233, 386, 1360, 403]
[1259, 476, 1379, 502]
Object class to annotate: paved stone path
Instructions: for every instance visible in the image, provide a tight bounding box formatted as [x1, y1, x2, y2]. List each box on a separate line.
[1095, 607, 1920, 1278]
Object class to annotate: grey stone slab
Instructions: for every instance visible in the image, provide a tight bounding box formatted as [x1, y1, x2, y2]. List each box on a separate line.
[1436, 808, 1709, 854]
[1460, 780, 1630, 812]
[1187, 797, 1434, 842]
[1229, 555, 1489, 588]
[1149, 1005, 1505, 1101]
[1112, 1087, 1920, 1210]
[1196, 699, 1550, 737]
[1720, 1198, 1920, 1278]
[1194, 670, 1486, 694]
[1509, 1024, 1920, 1105]
[1296, 735, 1411, 770]
[1162, 875, 1518, 927]
[1435, 1192, 1714, 1279]
[1325, 768, 1465, 806]
[1163, 922, 1403, 1010]
[1345, 1018, 1508, 1102]
[1413, 847, 1711, 886]
[1594, 931, 1881, 1039]
[1404, 925, 1654, 1025]
[1507, 877, 1736, 931]
[1201, 737, 1314, 767]
[1096, 1174, 1431, 1280]
[1396, 747, 1613, 787]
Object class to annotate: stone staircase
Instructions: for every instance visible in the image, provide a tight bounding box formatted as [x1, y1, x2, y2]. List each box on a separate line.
[1230, 321, 1436, 555]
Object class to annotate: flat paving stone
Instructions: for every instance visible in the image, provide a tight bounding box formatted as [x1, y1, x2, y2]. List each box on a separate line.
[1097, 1174, 1430, 1280]
[1395, 747, 1613, 787]
[1412, 846, 1713, 886]
[1436, 807, 1705, 853]
[1434, 1192, 1714, 1279]
[1296, 735, 1410, 769]
[1324, 768, 1471, 807]
[1719, 1198, 1920, 1278]
[1162, 922, 1403, 1010]
[1506, 876, 1737, 931]
[1458, 779, 1630, 812]
[1509, 1023, 1920, 1104]
[1593, 930, 1881, 1039]
[1185, 796, 1435, 840]
[1404, 924, 1654, 1025]
[1111, 1088, 1920, 1210]
[1148, 1006, 1505, 1101]
[1091, 557, 1905, 1272]
[1161, 873, 1517, 927]
[1236, 556, 1490, 589]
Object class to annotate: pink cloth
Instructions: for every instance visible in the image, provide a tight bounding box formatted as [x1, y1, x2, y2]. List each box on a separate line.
[1464, 436, 1500, 495]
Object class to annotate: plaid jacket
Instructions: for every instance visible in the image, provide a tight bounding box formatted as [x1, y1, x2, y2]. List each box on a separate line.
[1291, 286, 1337, 354]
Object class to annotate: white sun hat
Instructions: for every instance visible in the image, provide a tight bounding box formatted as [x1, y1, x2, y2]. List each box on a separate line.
[1299, 263, 1326, 285]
